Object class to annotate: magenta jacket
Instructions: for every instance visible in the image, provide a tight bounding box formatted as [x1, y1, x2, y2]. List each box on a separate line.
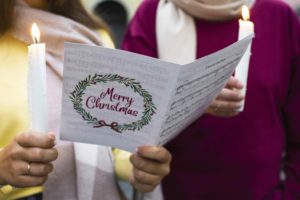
[122, 0, 300, 199]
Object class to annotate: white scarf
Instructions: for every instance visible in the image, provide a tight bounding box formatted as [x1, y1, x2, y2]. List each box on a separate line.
[156, 0, 255, 64]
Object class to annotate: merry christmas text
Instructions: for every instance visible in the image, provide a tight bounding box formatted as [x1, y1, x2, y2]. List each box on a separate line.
[85, 87, 138, 116]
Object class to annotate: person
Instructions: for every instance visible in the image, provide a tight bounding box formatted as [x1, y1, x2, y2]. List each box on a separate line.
[122, 0, 300, 199]
[0, 0, 171, 199]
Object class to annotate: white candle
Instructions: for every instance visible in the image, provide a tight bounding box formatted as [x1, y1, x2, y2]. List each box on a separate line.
[28, 23, 48, 132]
[235, 5, 254, 111]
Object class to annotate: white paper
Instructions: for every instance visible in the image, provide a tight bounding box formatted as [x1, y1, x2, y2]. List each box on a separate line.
[61, 35, 253, 152]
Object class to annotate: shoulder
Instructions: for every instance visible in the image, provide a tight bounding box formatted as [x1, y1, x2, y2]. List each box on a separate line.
[133, 0, 159, 22]
[254, 0, 290, 8]
[253, 0, 300, 62]
[128, 0, 159, 36]
[253, 0, 298, 20]
[252, 0, 300, 37]
[137, 0, 160, 14]
[122, 0, 159, 56]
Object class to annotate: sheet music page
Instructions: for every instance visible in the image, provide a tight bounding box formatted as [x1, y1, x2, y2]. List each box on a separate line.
[156, 35, 253, 145]
[61, 44, 180, 152]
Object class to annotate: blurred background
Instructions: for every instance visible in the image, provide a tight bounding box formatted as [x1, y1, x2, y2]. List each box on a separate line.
[82, 0, 141, 48]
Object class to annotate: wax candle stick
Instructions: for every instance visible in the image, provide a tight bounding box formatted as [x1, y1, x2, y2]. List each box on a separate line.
[235, 5, 254, 111]
[28, 23, 48, 132]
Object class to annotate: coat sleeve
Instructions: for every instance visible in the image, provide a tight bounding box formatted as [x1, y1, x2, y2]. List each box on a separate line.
[282, 6, 300, 200]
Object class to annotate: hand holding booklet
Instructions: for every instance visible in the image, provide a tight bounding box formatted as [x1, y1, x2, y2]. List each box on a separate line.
[61, 35, 253, 152]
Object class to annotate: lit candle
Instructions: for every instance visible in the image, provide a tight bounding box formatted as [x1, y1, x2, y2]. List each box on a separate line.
[235, 5, 254, 111]
[28, 23, 48, 132]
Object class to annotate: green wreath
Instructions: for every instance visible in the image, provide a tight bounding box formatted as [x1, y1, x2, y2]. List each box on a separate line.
[69, 74, 156, 133]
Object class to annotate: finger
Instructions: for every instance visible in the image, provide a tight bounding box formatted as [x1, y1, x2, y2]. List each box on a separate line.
[130, 154, 170, 176]
[226, 76, 244, 90]
[14, 175, 48, 188]
[129, 174, 156, 193]
[215, 88, 244, 102]
[12, 147, 58, 163]
[211, 100, 243, 111]
[16, 132, 56, 148]
[208, 109, 240, 117]
[23, 163, 54, 177]
[132, 168, 161, 186]
[136, 146, 171, 163]
[5, 159, 28, 177]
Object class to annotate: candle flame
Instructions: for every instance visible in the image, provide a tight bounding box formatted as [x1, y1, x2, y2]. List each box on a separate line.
[31, 23, 40, 43]
[241, 5, 250, 21]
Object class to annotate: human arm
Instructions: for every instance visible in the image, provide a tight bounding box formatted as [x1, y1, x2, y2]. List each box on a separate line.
[129, 146, 171, 193]
[281, 5, 300, 199]
[282, 54, 300, 199]
[0, 132, 58, 187]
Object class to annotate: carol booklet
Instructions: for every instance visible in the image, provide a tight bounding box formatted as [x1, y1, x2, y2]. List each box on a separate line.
[61, 35, 253, 152]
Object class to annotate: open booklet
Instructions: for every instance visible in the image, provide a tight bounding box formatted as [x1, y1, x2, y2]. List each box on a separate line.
[60, 35, 253, 152]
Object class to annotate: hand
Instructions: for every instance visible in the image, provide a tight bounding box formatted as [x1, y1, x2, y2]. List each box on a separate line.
[129, 146, 171, 193]
[206, 76, 244, 117]
[0, 132, 58, 187]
